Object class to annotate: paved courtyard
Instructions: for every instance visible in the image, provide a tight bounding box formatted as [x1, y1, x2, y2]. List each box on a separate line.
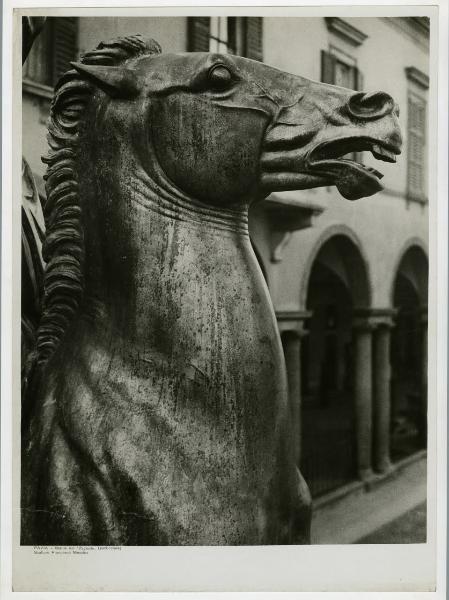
[358, 501, 426, 544]
[311, 454, 427, 544]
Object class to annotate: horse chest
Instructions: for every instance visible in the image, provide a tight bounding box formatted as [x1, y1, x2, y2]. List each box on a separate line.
[34, 224, 290, 544]
[89, 318, 285, 480]
[53, 345, 286, 544]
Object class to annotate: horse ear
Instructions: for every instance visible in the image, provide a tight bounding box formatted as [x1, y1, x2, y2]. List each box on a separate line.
[70, 62, 141, 99]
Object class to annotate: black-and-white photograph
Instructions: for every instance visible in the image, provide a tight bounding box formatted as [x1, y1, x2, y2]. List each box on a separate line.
[10, 7, 442, 593]
[20, 13, 429, 547]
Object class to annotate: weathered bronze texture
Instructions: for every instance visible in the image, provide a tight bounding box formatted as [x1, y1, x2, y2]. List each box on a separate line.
[21, 35, 402, 545]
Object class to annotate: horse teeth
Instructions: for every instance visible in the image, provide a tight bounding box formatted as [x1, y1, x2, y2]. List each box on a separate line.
[371, 144, 397, 163]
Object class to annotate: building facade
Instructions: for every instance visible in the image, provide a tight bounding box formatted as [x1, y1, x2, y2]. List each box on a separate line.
[22, 16, 429, 503]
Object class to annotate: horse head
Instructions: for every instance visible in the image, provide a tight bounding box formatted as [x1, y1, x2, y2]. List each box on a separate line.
[72, 46, 401, 206]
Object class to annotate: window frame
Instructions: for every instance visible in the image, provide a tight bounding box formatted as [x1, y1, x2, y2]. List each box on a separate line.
[188, 16, 263, 61]
[321, 46, 364, 164]
[325, 44, 361, 91]
[22, 19, 54, 89]
[22, 17, 78, 99]
[406, 90, 428, 203]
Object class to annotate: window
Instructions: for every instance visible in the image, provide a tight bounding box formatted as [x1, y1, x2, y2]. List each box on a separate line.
[405, 67, 428, 203]
[321, 47, 363, 92]
[209, 17, 246, 54]
[188, 17, 263, 61]
[407, 94, 426, 201]
[23, 21, 53, 86]
[321, 48, 364, 162]
[23, 17, 78, 89]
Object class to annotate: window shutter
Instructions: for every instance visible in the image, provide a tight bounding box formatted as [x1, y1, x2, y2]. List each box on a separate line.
[321, 50, 335, 84]
[245, 17, 263, 61]
[52, 17, 78, 85]
[407, 95, 426, 200]
[188, 17, 210, 52]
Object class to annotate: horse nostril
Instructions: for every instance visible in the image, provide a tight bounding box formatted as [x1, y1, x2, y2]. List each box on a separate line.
[348, 91, 395, 120]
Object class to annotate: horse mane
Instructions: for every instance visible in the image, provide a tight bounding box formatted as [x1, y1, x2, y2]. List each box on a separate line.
[36, 35, 162, 366]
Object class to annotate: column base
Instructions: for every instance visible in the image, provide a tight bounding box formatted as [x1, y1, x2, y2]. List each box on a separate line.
[375, 458, 394, 474]
[357, 467, 375, 482]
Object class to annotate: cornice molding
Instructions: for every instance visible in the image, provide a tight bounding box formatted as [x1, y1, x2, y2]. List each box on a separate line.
[405, 66, 429, 90]
[325, 17, 368, 47]
[408, 17, 430, 35]
[276, 310, 312, 336]
[22, 78, 53, 100]
[383, 17, 429, 51]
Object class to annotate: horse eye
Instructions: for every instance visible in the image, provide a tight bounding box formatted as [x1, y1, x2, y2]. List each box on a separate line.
[208, 65, 233, 89]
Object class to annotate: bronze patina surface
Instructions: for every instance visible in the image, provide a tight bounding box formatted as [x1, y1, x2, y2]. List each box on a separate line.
[21, 35, 402, 545]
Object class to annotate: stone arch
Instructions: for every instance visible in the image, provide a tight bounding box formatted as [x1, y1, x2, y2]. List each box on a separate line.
[390, 238, 428, 306]
[300, 225, 372, 310]
[390, 238, 428, 461]
[300, 226, 372, 497]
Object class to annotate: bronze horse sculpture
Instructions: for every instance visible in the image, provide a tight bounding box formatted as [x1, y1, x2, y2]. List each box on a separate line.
[22, 35, 402, 545]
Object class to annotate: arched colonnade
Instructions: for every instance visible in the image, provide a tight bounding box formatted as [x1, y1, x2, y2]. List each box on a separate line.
[259, 228, 428, 498]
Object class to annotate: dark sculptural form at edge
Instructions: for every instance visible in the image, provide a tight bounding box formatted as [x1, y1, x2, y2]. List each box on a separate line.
[21, 34, 402, 546]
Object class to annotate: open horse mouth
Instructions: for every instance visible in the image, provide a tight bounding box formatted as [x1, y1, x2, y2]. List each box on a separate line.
[307, 136, 401, 200]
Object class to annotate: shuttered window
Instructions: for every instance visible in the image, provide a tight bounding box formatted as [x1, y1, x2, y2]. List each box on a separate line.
[321, 49, 363, 163]
[188, 17, 210, 52]
[321, 49, 362, 90]
[188, 17, 263, 60]
[245, 18, 263, 61]
[52, 18, 78, 84]
[23, 17, 78, 88]
[407, 94, 427, 201]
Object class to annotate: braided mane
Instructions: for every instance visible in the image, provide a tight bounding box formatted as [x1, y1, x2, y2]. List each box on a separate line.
[36, 35, 161, 366]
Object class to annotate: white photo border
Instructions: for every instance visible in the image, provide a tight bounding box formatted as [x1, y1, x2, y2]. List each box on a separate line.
[2, 1, 447, 598]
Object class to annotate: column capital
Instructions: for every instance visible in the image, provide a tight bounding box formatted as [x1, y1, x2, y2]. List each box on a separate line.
[352, 316, 377, 331]
[353, 308, 397, 330]
[277, 310, 312, 337]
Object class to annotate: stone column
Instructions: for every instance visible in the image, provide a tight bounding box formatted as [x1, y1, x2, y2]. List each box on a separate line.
[372, 312, 395, 473]
[277, 311, 311, 465]
[420, 308, 428, 447]
[352, 315, 375, 480]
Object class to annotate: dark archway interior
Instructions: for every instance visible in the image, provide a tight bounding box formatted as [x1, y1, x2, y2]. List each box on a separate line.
[391, 247, 428, 461]
[301, 235, 368, 497]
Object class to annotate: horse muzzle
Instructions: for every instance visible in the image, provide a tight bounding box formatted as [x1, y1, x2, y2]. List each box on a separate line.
[259, 85, 402, 200]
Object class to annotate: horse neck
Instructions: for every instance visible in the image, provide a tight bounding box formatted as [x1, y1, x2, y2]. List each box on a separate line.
[81, 165, 255, 352]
